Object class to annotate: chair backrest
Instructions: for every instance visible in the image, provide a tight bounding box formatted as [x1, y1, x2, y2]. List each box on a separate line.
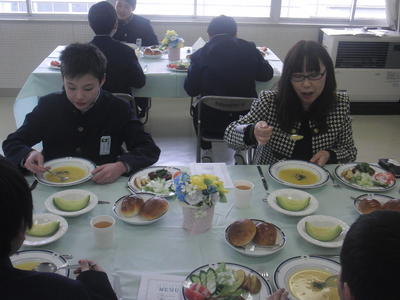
[113, 93, 137, 119]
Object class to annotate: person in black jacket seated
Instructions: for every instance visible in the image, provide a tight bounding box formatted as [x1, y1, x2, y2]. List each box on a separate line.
[184, 15, 273, 163]
[2, 43, 160, 184]
[0, 158, 118, 300]
[88, 1, 145, 95]
[113, 0, 158, 47]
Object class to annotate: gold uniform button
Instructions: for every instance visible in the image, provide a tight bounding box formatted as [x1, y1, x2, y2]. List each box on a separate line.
[75, 147, 81, 153]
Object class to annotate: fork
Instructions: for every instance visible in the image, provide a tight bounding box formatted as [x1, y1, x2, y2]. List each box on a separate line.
[329, 171, 340, 188]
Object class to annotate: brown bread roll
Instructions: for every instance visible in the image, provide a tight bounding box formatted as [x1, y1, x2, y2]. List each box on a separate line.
[139, 197, 169, 220]
[120, 195, 144, 217]
[358, 199, 382, 214]
[253, 222, 277, 246]
[227, 219, 256, 247]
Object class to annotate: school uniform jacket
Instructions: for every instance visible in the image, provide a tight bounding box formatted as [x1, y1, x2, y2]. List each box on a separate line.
[224, 90, 357, 164]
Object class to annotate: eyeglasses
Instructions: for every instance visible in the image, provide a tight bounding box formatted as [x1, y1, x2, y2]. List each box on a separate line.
[291, 70, 326, 82]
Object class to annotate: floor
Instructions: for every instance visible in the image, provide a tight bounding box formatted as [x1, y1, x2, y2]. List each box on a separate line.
[1, 96, 399, 164]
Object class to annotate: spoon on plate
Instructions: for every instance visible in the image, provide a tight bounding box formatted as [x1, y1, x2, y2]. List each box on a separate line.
[34, 262, 80, 273]
[46, 169, 69, 182]
[312, 274, 338, 290]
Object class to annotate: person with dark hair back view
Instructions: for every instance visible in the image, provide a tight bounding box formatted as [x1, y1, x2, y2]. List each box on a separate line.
[268, 210, 400, 300]
[2, 43, 160, 184]
[0, 158, 118, 300]
[184, 15, 273, 163]
[88, 1, 145, 96]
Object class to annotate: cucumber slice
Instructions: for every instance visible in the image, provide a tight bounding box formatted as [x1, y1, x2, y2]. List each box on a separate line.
[190, 274, 201, 284]
[206, 268, 217, 294]
[199, 270, 207, 286]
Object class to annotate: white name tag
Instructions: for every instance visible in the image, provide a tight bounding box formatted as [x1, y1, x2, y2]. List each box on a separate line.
[99, 136, 111, 155]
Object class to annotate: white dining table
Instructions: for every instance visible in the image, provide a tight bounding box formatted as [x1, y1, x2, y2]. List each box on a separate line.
[18, 164, 399, 300]
[14, 45, 283, 128]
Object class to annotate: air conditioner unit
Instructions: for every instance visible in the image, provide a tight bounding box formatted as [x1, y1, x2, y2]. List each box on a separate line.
[321, 28, 400, 102]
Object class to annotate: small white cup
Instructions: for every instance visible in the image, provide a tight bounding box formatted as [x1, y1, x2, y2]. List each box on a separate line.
[90, 215, 115, 248]
[233, 180, 254, 208]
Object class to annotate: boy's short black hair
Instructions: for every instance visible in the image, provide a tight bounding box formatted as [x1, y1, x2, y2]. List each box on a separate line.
[207, 15, 237, 37]
[120, 0, 136, 8]
[88, 1, 117, 35]
[341, 210, 400, 300]
[60, 43, 107, 82]
[0, 158, 33, 256]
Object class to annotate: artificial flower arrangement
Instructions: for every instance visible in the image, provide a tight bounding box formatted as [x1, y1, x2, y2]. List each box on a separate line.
[160, 30, 184, 50]
[173, 172, 228, 208]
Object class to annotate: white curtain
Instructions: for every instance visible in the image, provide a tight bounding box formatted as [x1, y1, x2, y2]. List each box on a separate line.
[385, 0, 400, 30]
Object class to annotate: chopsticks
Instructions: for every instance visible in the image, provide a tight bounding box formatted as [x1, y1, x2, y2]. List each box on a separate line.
[257, 165, 269, 192]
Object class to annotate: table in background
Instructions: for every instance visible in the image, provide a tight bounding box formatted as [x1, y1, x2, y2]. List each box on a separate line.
[21, 165, 399, 300]
[14, 46, 283, 128]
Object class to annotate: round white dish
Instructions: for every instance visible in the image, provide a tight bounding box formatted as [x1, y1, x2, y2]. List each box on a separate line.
[113, 192, 168, 225]
[35, 157, 96, 187]
[297, 215, 349, 248]
[45, 189, 98, 217]
[224, 219, 286, 257]
[267, 188, 319, 216]
[167, 65, 188, 72]
[24, 213, 68, 246]
[268, 160, 329, 189]
[353, 193, 396, 214]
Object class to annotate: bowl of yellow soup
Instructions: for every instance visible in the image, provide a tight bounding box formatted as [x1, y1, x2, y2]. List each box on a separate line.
[35, 157, 96, 187]
[274, 255, 341, 300]
[268, 160, 329, 189]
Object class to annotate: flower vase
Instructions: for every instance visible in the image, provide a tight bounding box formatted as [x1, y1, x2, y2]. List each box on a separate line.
[182, 204, 215, 234]
[168, 47, 180, 61]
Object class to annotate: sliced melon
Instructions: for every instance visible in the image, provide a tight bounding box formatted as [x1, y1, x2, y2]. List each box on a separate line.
[26, 221, 60, 237]
[305, 221, 342, 242]
[53, 194, 90, 212]
[276, 195, 310, 211]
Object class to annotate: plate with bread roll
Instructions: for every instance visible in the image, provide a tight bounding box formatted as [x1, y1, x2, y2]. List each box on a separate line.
[128, 166, 180, 198]
[113, 193, 169, 225]
[353, 193, 397, 214]
[224, 219, 286, 257]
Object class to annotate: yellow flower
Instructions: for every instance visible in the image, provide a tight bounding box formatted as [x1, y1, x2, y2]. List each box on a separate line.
[190, 175, 207, 190]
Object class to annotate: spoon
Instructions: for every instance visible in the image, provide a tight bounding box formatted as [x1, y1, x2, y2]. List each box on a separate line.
[290, 134, 304, 141]
[312, 274, 338, 290]
[34, 262, 80, 273]
[46, 169, 69, 182]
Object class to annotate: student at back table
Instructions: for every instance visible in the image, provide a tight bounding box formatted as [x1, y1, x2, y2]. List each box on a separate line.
[88, 1, 145, 95]
[184, 15, 273, 163]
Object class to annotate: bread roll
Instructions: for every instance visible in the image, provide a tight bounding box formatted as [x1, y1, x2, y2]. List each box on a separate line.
[139, 197, 168, 220]
[253, 222, 277, 246]
[358, 199, 381, 214]
[382, 199, 400, 211]
[121, 195, 144, 217]
[227, 219, 256, 247]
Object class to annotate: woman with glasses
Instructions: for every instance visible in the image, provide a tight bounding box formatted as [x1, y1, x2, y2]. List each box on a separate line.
[224, 40, 357, 166]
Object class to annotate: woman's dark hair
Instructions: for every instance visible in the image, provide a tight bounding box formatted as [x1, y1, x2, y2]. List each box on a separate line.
[0, 158, 33, 256]
[60, 43, 107, 82]
[88, 1, 117, 35]
[207, 15, 237, 37]
[277, 40, 337, 133]
[340, 211, 400, 300]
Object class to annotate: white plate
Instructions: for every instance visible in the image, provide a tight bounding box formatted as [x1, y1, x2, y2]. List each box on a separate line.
[274, 255, 340, 300]
[45, 189, 98, 217]
[268, 160, 329, 189]
[167, 65, 188, 72]
[353, 193, 396, 214]
[335, 163, 396, 192]
[128, 166, 180, 197]
[224, 219, 286, 257]
[11, 249, 70, 277]
[183, 262, 272, 299]
[35, 157, 96, 187]
[49, 65, 60, 70]
[297, 215, 349, 248]
[113, 192, 169, 225]
[267, 189, 319, 216]
[24, 213, 68, 246]
[143, 53, 163, 59]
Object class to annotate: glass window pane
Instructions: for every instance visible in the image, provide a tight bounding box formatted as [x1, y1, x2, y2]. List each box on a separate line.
[196, 0, 270, 17]
[281, 0, 352, 19]
[354, 0, 386, 19]
[30, 0, 97, 14]
[136, 0, 195, 16]
[0, 0, 27, 13]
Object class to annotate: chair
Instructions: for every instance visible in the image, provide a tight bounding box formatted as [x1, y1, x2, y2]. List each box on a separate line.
[195, 95, 256, 163]
[113, 93, 138, 119]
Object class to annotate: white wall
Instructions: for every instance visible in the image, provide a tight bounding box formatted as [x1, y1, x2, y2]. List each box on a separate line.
[0, 19, 320, 93]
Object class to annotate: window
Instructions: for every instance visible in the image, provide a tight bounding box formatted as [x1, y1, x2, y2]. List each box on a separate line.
[354, 0, 386, 20]
[0, 0, 27, 13]
[196, 0, 271, 17]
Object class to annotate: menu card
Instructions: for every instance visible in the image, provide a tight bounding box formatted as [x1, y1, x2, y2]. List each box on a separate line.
[137, 274, 185, 300]
[189, 163, 234, 188]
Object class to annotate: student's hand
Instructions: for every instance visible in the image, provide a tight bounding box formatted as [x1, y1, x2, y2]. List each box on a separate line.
[91, 161, 127, 184]
[254, 121, 273, 145]
[74, 259, 104, 274]
[24, 151, 48, 174]
[310, 150, 330, 166]
[267, 288, 289, 300]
